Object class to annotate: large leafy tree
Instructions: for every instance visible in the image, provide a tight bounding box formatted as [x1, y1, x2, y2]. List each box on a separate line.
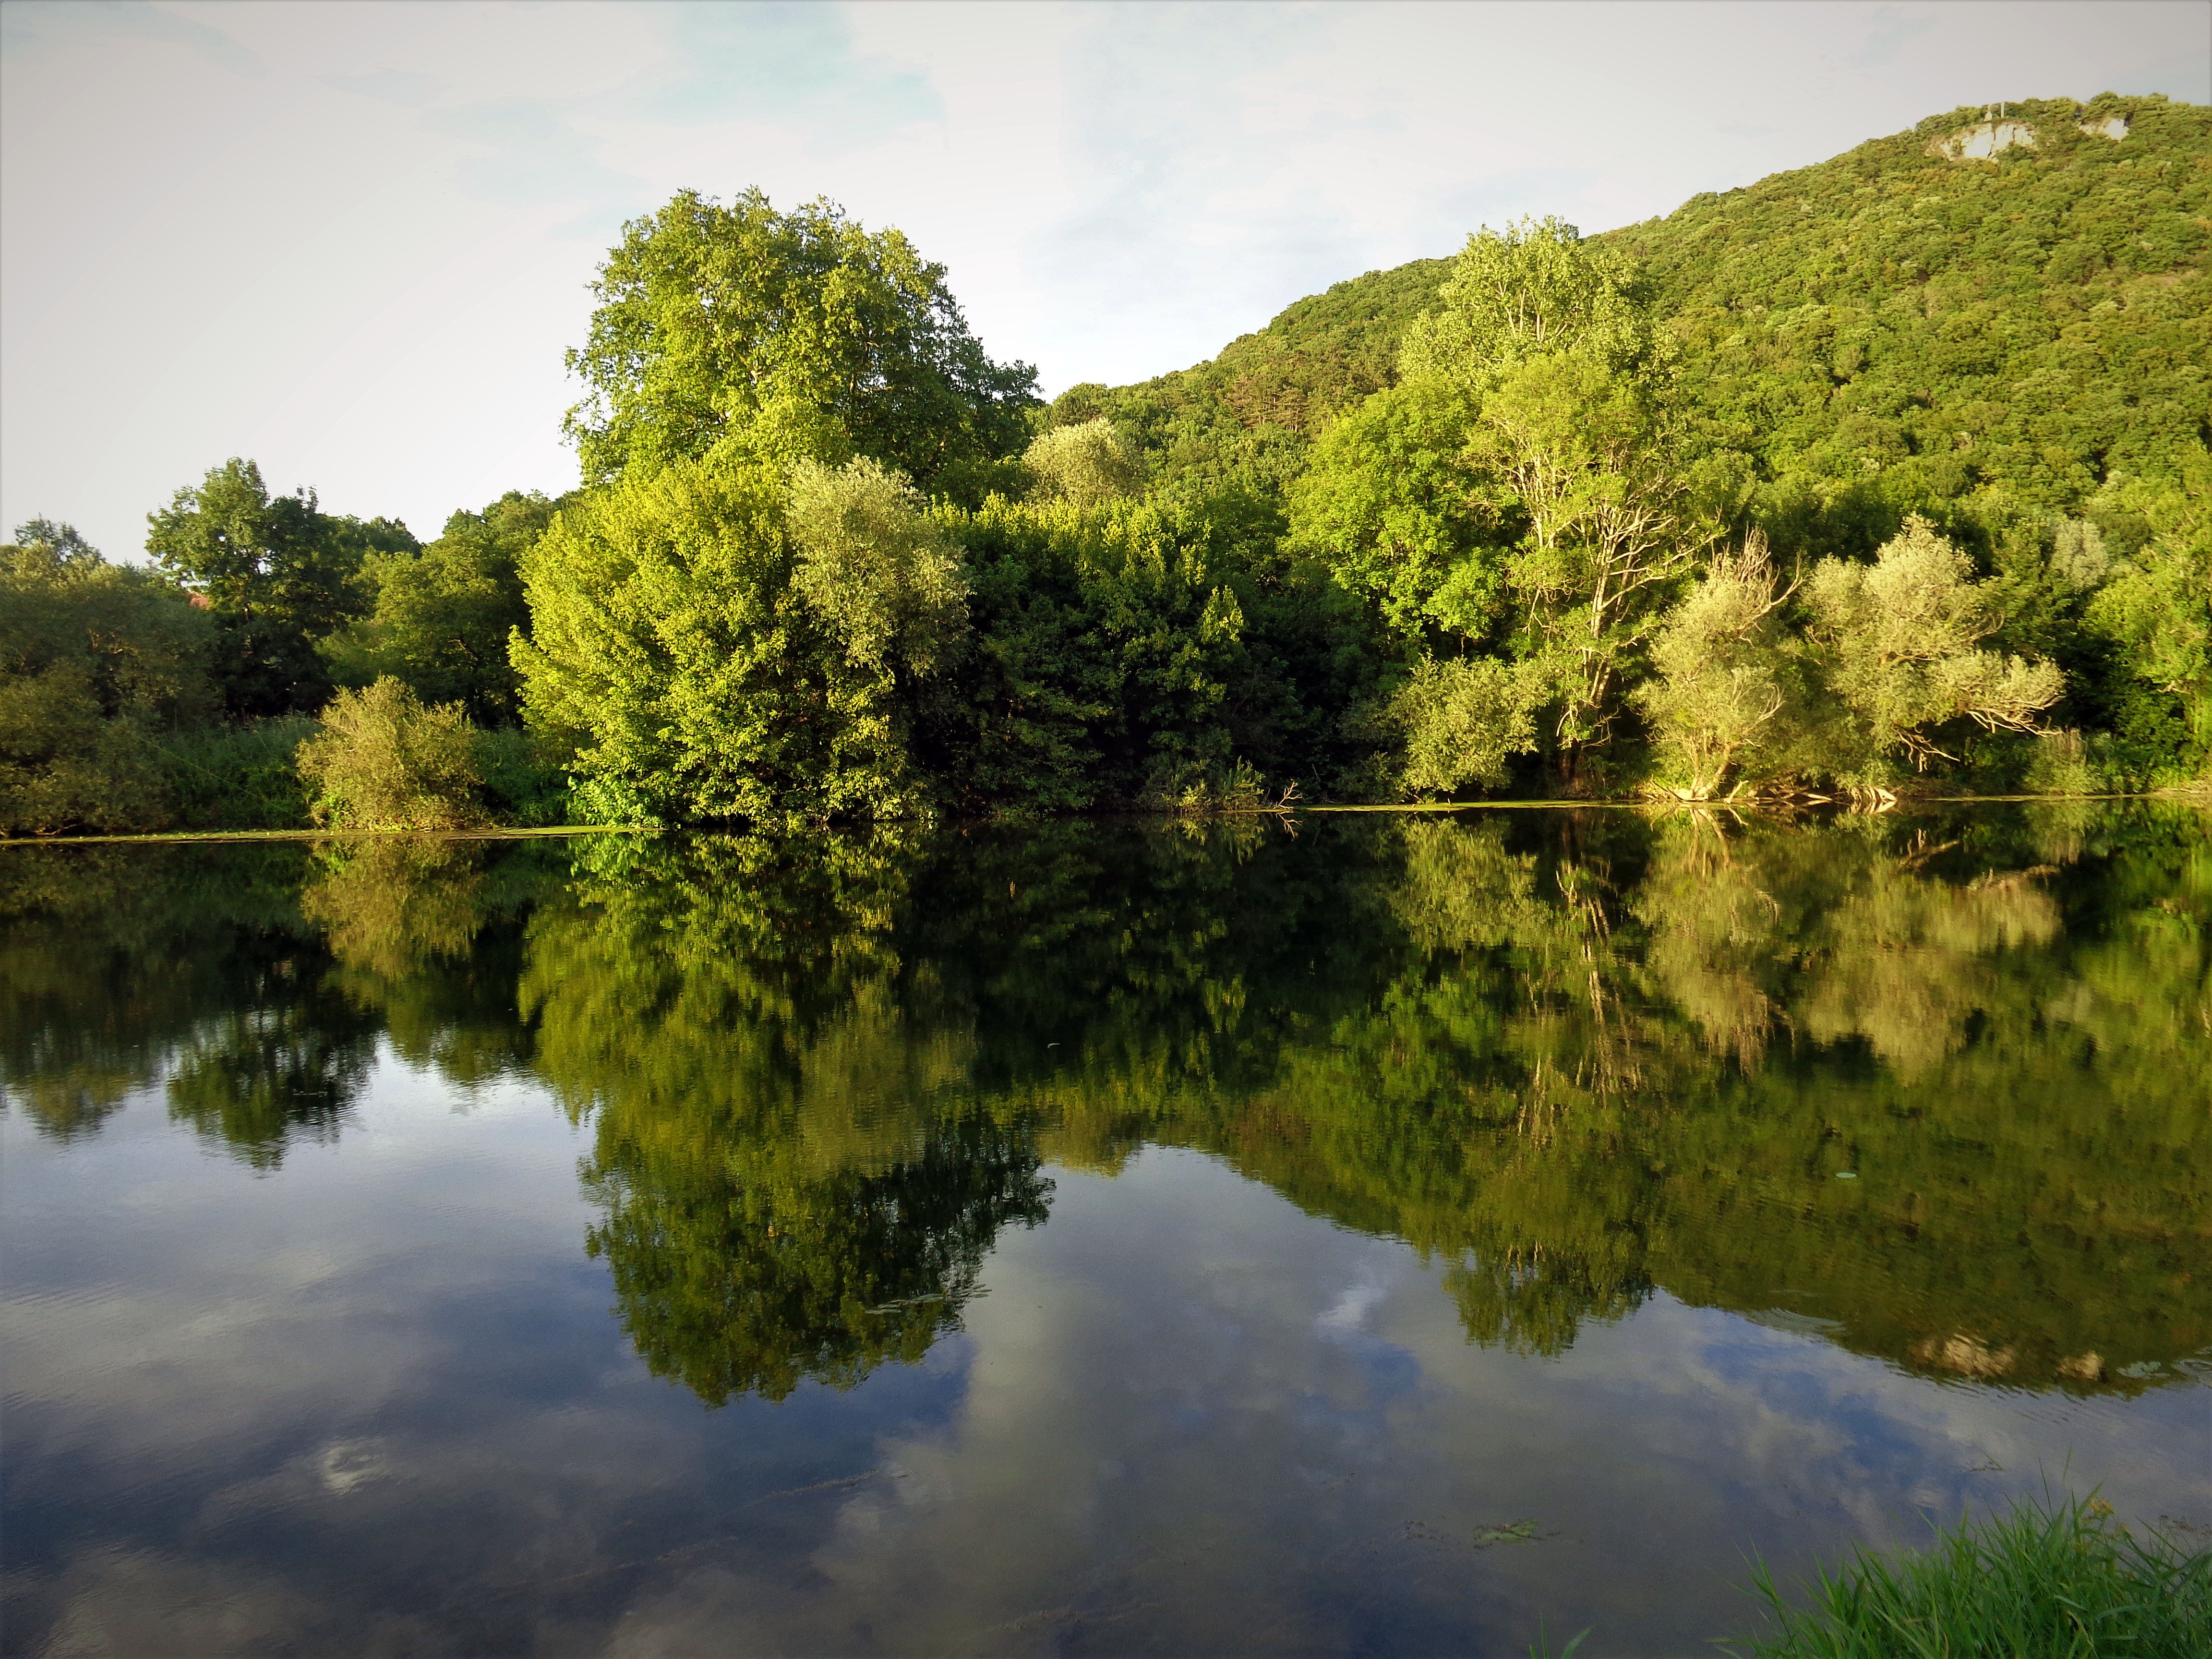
[563, 189, 1039, 490]
[145, 458, 408, 717]
[1293, 218, 1716, 787]
[513, 449, 921, 826]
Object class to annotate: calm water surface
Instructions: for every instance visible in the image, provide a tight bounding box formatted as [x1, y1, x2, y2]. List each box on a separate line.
[4, 805, 2208, 1656]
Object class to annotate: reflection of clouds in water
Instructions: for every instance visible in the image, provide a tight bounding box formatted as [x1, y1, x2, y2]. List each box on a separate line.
[10, 1109, 2205, 1655]
[601, 1151, 2208, 1656]
[32, 1547, 317, 1659]
[1316, 1272, 1390, 1341]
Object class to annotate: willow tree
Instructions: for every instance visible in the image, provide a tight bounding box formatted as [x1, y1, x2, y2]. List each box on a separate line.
[1806, 516, 2065, 776]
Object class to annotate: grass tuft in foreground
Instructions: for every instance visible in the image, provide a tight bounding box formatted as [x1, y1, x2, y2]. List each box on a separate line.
[1733, 1493, 2212, 1657]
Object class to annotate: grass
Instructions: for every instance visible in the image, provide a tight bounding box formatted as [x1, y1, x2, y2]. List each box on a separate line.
[1731, 1493, 2212, 1658]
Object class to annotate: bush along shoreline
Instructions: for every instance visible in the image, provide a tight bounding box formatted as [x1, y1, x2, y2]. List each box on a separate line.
[7, 95, 2209, 838]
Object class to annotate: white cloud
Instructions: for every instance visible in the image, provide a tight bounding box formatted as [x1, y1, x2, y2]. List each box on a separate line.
[2, 0, 2203, 562]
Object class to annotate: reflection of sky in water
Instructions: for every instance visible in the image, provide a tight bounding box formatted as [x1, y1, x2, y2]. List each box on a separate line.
[6, 1055, 2204, 1657]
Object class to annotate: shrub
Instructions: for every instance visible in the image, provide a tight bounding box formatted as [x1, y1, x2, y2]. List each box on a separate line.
[1806, 516, 2066, 778]
[296, 678, 487, 830]
[1636, 533, 1804, 798]
[478, 725, 573, 826]
[787, 456, 970, 676]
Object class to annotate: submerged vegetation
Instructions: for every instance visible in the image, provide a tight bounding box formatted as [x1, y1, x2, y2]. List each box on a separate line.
[3, 96, 2208, 834]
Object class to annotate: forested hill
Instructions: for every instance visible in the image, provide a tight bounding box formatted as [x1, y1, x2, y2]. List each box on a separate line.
[1083, 92, 2210, 522]
[12, 94, 2209, 837]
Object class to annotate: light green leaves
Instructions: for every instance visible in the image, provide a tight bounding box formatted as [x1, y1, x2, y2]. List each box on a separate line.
[1022, 419, 1144, 509]
[1807, 516, 2065, 773]
[787, 457, 970, 678]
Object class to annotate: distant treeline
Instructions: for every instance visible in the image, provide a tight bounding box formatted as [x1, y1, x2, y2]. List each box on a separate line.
[4, 93, 2206, 836]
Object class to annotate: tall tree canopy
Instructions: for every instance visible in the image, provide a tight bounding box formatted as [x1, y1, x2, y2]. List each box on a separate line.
[563, 189, 1039, 491]
[145, 458, 411, 717]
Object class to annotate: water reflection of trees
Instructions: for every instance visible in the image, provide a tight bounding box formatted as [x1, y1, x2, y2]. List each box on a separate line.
[5, 805, 2204, 1397]
[521, 833, 1053, 1402]
[0, 842, 375, 1164]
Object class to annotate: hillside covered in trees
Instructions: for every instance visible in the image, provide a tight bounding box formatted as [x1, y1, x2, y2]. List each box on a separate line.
[3, 94, 2207, 835]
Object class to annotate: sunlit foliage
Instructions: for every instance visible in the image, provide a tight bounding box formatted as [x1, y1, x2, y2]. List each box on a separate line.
[295, 677, 489, 831]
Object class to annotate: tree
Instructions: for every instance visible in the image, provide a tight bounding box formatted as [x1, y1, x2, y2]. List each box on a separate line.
[1805, 516, 2065, 776]
[1293, 218, 1710, 782]
[787, 457, 971, 678]
[1635, 532, 1810, 797]
[294, 677, 489, 830]
[9, 518, 103, 570]
[1, 526, 215, 834]
[1478, 353, 1713, 762]
[564, 189, 1038, 490]
[1342, 654, 1535, 800]
[1023, 418, 1144, 508]
[326, 490, 555, 724]
[1400, 215, 1659, 385]
[1288, 373, 1503, 646]
[144, 458, 388, 717]
[514, 448, 916, 826]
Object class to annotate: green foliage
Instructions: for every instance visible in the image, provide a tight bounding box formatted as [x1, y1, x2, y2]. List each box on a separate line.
[1806, 516, 2066, 777]
[787, 457, 971, 677]
[295, 677, 489, 830]
[1735, 1494, 2211, 1657]
[1402, 215, 1659, 384]
[153, 717, 317, 831]
[2083, 448, 2212, 784]
[1615, 95, 2212, 539]
[1022, 418, 1144, 508]
[563, 188, 1037, 490]
[940, 494, 1255, 809]
[514, 447, 916, 826]
[475, 726, 572, 827]
[145, 457, 399, 717]
[1343, 655, 1535, 800]
[1052, 94, 2210, 795]
[1288, 373, 1499, 645]
[326, 490, 556, 724]
[31, 97, 2200, 832]
[1635, 534, 1810, 797]
[1069, 256, 1453, 502]
[1, 527, 215, 835]
[9, 805, 2210, 1394]
[1478, 350, 1712, 759]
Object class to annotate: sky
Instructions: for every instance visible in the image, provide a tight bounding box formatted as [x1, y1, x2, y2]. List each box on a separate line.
[2, 0, 2205, 562]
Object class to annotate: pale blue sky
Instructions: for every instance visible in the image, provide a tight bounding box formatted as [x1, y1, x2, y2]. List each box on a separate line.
[3, 0, 2204, 560]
